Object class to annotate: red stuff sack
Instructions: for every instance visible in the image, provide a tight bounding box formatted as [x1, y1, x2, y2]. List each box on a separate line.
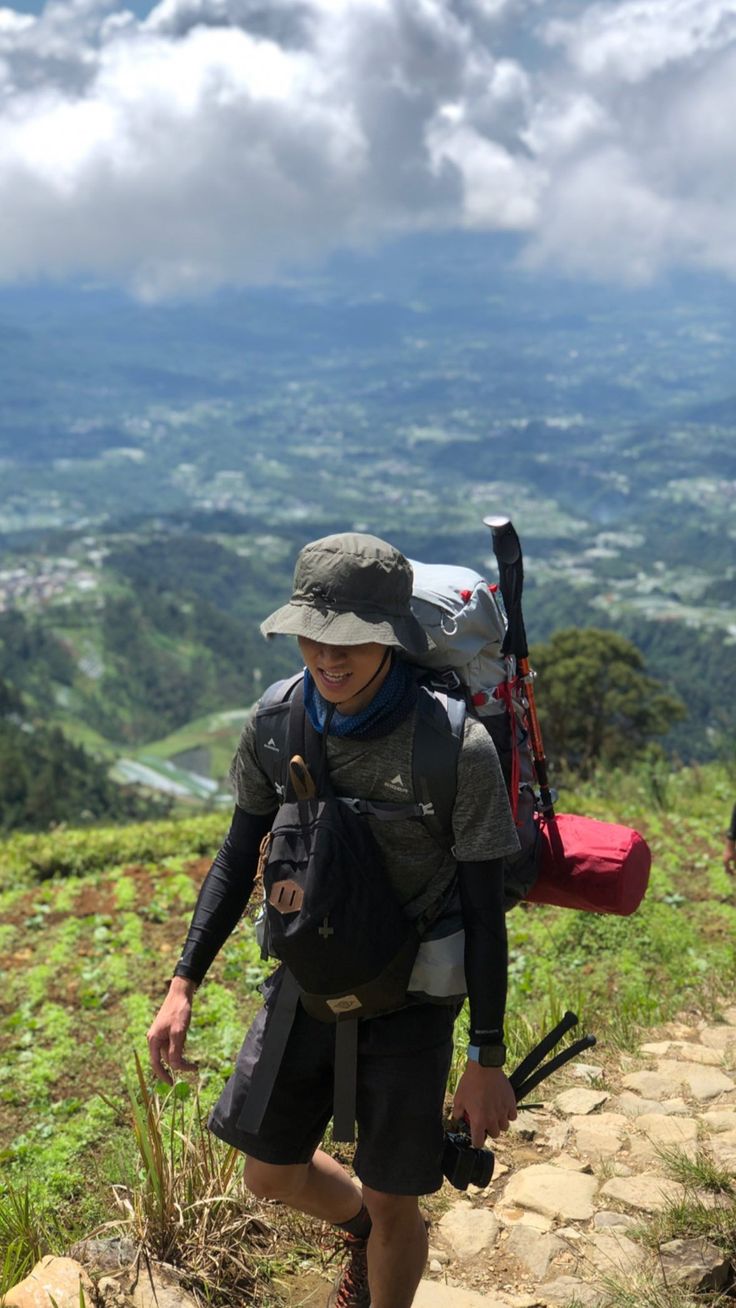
[527, 813, 651, 916]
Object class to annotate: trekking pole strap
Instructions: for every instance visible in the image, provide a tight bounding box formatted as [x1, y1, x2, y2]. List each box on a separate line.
[333, 1018, 359, 1144]
[236, 969, 301, 1135]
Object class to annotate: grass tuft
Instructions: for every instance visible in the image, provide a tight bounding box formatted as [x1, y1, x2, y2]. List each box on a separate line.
[0, 1182, 62, 1299]
[112, 1052, 281, 1304]
[655, 1145, 736, 1197]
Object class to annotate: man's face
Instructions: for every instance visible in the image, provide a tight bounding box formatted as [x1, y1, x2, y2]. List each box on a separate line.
[298, 637, 391, 715]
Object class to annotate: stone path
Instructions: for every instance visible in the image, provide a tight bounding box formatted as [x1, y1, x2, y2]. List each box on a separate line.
[7, 1009, 736, 1308]
[415, 1005, 736, 1306]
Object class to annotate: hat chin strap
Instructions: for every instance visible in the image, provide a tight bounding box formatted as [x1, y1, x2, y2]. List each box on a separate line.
[326, 646, 392, 708]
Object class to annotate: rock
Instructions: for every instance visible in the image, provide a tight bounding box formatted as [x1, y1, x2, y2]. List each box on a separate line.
[414, 1282, 512, 1306]
[611, 1091, 672, 1117]
[3, 1257, 95, 1308]
[569, 1063, 605, 1083]
[661, 1098, 691, 1113]
[621, 1070, 676, 1100]
[658, 1237, 732, 1291]
[97, 1277, 132, 1307]
[505, 1227, 565, 1279]
[428, 1259, 444, 1274]
[129, 1264, 200, 1308]
[437, 1204, 499, 1260]
[542, 1121, 571, 1151]
[502, 1165, 598, 1220]
[427, 1247, 449, 1265]
[720, 1007, 736, 1026]
[553, 1088, 609, 1116]
[658, 1022, 697, 1040]
[642, 1041, 725, 1066]
[600, 1173, 686, 1212]
[655, 1059, 735, 1100]
[549, 1152, 592, 1172]
[508, 1111, 539, 1140]
[629, 1112, 699, 1161]
[497, 1206, 554, 1232]
[69, 1238, 137, 1273]
[539, 1274, 605, 1306]
[699, 1025, 736, 1051]
[710, 1128, 736, 1166]
[700, 1109, 736, 1132]
[569, 1112, 628, 1158]
[579, 1230, 648, 1275]
[592, 1210, 639, 1230]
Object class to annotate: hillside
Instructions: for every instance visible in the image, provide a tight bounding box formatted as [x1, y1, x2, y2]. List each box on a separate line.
[1, 242, 735, 807]
[0, 760, 734, 1305]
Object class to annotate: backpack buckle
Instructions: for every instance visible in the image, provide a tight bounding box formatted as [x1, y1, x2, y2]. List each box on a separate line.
[418, 802, 436, 817]
[339, 796, 362, 813]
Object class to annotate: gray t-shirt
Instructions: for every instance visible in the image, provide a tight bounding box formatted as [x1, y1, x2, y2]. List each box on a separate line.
[230, 696, 520, 922]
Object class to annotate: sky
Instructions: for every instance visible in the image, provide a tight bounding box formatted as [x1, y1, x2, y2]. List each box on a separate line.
[1, 0, 736, 299]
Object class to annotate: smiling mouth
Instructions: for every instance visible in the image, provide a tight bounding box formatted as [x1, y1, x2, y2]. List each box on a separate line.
[319, 668, 351, 686]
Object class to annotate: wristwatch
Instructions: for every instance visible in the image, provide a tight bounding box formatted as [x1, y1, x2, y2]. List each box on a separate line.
[467, 1043, 507, 1068]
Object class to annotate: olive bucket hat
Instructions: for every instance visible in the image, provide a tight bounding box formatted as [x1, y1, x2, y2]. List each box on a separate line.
[260, 532, 432, 656]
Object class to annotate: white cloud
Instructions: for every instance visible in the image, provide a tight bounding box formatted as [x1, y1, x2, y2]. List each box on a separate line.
[0, 0, 735, 295]
[544, 0, 736, 83]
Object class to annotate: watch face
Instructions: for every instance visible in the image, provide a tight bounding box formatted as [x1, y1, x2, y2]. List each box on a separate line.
[479, 1045, 506, 1067]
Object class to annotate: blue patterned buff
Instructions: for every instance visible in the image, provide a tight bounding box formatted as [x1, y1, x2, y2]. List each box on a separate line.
[303, 653, 417, 739]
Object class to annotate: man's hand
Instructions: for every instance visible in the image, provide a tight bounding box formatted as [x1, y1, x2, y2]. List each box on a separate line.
[724, 840, 736, 875]
[452, 1062, 517, 1147]
[147, 976, 199, 1084]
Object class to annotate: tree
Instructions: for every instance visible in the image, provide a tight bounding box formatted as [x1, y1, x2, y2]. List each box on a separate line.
[529, 628, 685, 777]
[0, 676, 169, 832]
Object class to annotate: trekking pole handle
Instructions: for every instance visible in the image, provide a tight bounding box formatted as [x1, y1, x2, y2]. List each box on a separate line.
[508, 1010, 579, 1091]
[511, 1034, 598, 1104]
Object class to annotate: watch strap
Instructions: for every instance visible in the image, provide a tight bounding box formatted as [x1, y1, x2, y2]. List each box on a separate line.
[467, 1042, 507, 1067]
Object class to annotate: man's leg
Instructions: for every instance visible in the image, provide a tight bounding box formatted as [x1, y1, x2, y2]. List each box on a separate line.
[363, 1186, 427, 1308]
[244, 1147, 363, 1223]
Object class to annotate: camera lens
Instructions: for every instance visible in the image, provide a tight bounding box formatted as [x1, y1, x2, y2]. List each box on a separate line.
[470, 1146, 495, 1188]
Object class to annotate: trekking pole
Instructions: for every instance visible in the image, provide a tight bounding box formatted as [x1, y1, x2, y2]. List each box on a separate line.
[483, 515, 555, 815]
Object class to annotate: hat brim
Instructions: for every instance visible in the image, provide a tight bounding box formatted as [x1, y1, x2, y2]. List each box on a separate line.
[260, 601, 432, 656]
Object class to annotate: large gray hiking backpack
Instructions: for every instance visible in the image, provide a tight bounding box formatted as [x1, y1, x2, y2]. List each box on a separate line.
[407, 560, 540, 906]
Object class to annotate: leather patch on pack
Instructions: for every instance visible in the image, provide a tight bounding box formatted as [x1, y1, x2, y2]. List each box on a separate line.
[326, 995, 362, 1015]
[268, 879, 304, 913]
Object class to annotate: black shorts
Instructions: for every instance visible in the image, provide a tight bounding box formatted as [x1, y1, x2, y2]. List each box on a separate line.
[208, 968, 458, 1195]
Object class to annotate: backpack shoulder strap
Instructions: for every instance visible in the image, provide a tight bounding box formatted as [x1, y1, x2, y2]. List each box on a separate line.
[253, 672, 302, 800]
[412, 676, 466, 850]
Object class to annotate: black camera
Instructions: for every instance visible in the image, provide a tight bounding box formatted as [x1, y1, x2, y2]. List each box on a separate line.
[441, 1127, 495, 1191]
[440, 1013, 598, 1193]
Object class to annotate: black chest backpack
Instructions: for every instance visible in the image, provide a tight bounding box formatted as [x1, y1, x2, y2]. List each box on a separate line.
[237, 518, 651, 1144]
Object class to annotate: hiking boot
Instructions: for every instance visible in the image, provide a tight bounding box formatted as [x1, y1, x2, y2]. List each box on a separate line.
[326, 1231, 370, 1307]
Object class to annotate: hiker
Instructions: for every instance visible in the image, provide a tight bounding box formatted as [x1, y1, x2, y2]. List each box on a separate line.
[147, 532, 521, 1308]
[724, 802, 736, 875]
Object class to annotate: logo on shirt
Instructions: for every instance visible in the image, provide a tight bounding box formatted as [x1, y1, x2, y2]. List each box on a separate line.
[264, 737, 280, 752]
[386, 773, 409, 793]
